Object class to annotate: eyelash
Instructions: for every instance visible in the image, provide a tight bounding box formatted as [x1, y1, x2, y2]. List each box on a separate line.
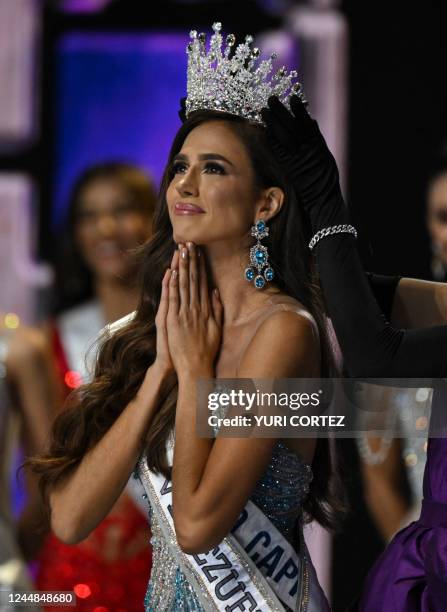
[171, 161, 226, 175]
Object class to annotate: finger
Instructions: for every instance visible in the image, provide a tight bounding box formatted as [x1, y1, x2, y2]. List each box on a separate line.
[187, 242, 200, 308]
[168, 268, 179, 316]
[267, 95, 305, 142]
[198, 248, 210, 314]
[262, 107, 286, 136]
[211, 288, 223, 326]
[170, 249, 180, 271]
[268, 95, 296, 126]
[263, 102, 299, 151]
[157, 268, 171, 319]
[290, 94, 309, 122]
[290, 96, 316, 139]
[261, 107, 272, 125]
[178, 96, 187, 122]
[178, 246, 190, 309]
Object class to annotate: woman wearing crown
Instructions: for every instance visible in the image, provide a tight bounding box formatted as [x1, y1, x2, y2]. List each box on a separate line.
[29, 24, 342, 611]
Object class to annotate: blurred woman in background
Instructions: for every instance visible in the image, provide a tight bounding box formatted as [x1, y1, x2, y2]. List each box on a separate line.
[36, 162, 156, 611]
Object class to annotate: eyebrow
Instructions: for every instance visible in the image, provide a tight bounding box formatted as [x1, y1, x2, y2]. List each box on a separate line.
[173, 152, 234, 167]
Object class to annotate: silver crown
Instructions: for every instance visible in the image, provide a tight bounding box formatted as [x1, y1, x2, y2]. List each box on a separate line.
[185, 22, 307, 124]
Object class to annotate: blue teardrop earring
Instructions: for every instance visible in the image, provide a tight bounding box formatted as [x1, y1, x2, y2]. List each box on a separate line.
[245, 219, 274, 289]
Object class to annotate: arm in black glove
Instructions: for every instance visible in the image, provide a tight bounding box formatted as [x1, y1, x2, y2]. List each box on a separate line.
[262, 96, 447, 378]
[366, 273, 401, 321]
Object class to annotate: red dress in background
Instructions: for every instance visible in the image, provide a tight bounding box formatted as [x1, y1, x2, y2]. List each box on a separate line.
[36, 302, 152, 612]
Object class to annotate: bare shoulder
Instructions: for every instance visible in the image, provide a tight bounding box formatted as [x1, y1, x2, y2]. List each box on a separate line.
[238, 307, 320, 378]
[262, 306, 317, 335]
[253, 308, 317, 349]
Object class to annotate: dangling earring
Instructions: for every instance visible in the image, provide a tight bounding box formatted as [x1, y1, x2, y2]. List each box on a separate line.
[245, 219, 274, 289]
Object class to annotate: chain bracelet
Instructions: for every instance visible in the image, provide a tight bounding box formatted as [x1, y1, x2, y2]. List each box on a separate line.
[308, 224, 358, 251]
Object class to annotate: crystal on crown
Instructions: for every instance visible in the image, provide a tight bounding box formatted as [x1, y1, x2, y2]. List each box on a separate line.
[185, 22, 307, 124]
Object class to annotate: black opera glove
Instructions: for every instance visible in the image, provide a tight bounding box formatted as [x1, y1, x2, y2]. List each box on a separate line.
[178, 97, 187, 122]
[261, 95, 348, 234]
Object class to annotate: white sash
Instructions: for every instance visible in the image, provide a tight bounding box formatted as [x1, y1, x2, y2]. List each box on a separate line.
[57, 300, 105, 382]
[138, 450, 330, 611]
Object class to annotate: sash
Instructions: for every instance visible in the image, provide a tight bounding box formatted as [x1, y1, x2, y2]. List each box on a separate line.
[57, 300, 105, 382]
[138, 449, 330, 611]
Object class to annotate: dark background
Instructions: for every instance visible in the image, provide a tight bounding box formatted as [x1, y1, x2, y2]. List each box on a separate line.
[345, 0, 447, 279]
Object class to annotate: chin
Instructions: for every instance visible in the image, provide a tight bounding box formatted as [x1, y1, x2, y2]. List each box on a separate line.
[95, 263, 129, 281]
[172, 229, 205, 245]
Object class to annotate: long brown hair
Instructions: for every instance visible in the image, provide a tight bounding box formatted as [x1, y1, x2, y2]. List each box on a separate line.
[31, 111, 345, 529]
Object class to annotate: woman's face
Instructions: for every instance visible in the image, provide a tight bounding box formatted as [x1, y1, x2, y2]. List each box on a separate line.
[166, 121, 263, 246]
[427, 173, 447, 264]
[74, 178, 152, 281]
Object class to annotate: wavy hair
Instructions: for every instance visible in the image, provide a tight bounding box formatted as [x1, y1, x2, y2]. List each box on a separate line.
[30, 111, 345, 529]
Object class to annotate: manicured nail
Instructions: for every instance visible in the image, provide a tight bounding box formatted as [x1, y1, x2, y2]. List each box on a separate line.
[172, 269, 178, 279]
[186, 241, 193, 249]
[181, 248, 188, 259]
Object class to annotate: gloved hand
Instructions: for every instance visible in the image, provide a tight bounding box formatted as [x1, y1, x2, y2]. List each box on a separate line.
[261, 95, 349, 234]
[179, 97, 187, 122]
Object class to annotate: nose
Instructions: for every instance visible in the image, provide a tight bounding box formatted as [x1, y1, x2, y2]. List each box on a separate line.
[175, 166, 199, 198]
[96, 212, 118, 237]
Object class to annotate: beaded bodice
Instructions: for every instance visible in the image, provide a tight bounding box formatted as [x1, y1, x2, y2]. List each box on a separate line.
[250, 441, 313, 542]
[143, 441, 313, 611]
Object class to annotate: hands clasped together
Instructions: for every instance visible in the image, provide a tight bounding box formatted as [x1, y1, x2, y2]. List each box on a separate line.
[155, 242, 223, 380]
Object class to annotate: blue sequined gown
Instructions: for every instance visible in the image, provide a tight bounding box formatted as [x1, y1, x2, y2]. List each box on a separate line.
[144, 441, 313, 611]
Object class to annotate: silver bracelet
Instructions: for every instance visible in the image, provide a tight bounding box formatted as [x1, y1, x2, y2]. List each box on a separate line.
[308, 224, 358, 251]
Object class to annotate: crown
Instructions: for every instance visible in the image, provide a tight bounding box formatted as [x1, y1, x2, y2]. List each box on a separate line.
[185, 22, 307, 125]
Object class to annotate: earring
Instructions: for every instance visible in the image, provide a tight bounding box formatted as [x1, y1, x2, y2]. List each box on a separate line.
[245, 219, 274, 289]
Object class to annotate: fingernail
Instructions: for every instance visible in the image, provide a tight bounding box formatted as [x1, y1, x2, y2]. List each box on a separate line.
[214, 288, 219, 297]
[186, 241, 193, 249]
[181, 248, 188, 259]
[178, 243, 183, 250]
[197, 248, 201, 257]
[172, 269, 178, 279]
